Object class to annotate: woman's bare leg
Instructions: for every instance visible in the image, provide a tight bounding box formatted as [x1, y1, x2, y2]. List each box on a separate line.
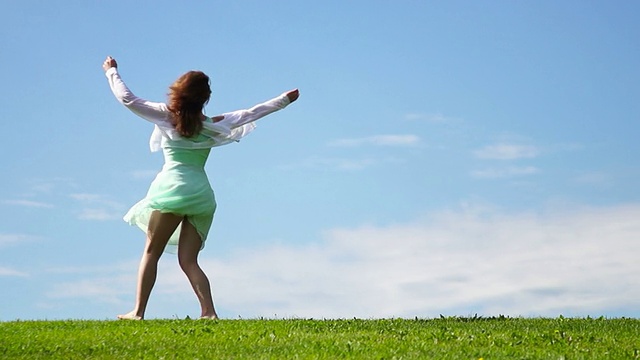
[177, 219, 218, 319]
[118, 211, 183, 320]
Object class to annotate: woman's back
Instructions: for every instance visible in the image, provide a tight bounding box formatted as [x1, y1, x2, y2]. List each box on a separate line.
[162, 124, 215, 169]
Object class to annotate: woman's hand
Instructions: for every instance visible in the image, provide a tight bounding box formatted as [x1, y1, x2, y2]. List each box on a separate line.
[102, 56, 118, 72]
[286, 89, 299, 103]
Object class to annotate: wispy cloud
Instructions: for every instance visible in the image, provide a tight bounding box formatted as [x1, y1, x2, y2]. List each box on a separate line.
[0, 233, 40, 248]
[70, 193, 125, 221]
[70, 193, 106, 202]
[46, 262, 137, 274]
[47, 203, 640, 319]
[471, 166, 540, 179]
[77, 209, 122, 221]
[28, 177, 78, 193]
[46, 278, 130, 305]
[309, 157, 377, 171]
[573, 172, 614, 186]
[405, 113, 459, 123]
[0, 266, 28, 277]
[130, 170, 158, 180]
[328, 135, 420, 147]
[2, 199, 54, 208]
[290, 156, 405, 171]
[474, 144, 540, 160]
[44, 262, 137, 306]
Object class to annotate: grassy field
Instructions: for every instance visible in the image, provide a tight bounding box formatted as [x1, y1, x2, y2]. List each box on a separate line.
[1, 317, 639, 359]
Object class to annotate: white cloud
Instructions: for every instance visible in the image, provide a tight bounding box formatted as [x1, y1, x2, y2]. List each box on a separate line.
[70, 193, 125, 221]
[77, 208, 122, 221]
[474, 144, 540, 160]
[2, 199, 54, 208]
[28, 177, 78, 193]
[471, 166, 540, 179]
[44, 262, 137, 306]
[130, 170, 159, 180]
[573, 172, 613, 186]
[0, 266, 28, 277]
[202, 204, 640, 318]
[44, 203, 640, 319]
[303, 157, 377, 171]
[47, 278, 130, 305]
[291, 156, 405, 171]
[0, 233, 39, 248]
[297, 134, 418, 171]
[69, 193, 105, 202]
[46, 263, 136, 274]
[405, 113, 458, 123]
[328, 135, 420, 147]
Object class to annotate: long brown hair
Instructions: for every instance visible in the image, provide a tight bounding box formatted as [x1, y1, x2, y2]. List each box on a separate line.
[167, 71, 212, 137]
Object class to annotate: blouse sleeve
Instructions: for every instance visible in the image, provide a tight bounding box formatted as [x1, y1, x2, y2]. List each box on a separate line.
[218, 93, 291, 129]
[104, 67, 172, 125]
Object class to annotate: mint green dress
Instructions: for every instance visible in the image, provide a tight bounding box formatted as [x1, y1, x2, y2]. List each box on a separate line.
[123, 131, 216, 254]
[105, 66, 291, 254]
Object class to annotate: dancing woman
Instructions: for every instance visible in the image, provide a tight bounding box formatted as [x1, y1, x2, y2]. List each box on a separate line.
[102, 56, 299, 320]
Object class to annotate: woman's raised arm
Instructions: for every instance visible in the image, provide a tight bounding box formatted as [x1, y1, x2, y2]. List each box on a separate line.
[103, 56, 171, 125]
[216, 88, 299, 129]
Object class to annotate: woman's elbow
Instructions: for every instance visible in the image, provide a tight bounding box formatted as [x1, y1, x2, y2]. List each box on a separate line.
[117, 96, 136, 107]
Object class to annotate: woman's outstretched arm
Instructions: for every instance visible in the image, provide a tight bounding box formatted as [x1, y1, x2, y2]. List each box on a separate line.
[216, 88, 300, 129]
[103, 56, 171, 125]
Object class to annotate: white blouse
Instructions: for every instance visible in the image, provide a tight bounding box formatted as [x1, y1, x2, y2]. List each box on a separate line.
[105, 67, 291, 152]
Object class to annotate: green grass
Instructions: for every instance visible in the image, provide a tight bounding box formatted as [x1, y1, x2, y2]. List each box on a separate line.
[1, 317, 639, 359]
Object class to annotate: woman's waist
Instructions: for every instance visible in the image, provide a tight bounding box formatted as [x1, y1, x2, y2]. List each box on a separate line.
[161, 162, 208, 172]
[162, 147, 210, 166]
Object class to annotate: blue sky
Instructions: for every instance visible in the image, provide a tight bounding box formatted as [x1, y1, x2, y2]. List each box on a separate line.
[1, 1, 639, 320]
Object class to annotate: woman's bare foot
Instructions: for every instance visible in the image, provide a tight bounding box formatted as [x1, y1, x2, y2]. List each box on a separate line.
[199, 314, 218, 320]
[117, 311, 143, 320]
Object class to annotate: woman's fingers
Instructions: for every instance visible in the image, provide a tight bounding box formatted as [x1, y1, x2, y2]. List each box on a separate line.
[102, 56, 118, 71]
[286, 89, 299, 103]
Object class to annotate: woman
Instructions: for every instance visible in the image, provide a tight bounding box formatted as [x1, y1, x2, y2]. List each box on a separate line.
[102, 56, 299, 320]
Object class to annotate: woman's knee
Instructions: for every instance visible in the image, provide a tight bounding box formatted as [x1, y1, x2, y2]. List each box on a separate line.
[142, 240, 165, 261]
[178, 255, 199, 273]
